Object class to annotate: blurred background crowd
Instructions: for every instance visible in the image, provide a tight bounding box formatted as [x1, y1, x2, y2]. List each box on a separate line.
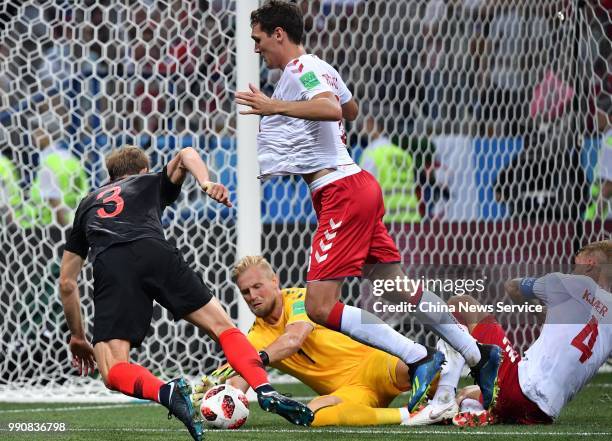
[0, 0, 610, 228]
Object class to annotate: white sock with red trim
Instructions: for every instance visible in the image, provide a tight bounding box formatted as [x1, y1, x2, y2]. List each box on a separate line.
[432, 338, 466, 405]
[339, 304, 427, 365]
[415, 290, 481, 366]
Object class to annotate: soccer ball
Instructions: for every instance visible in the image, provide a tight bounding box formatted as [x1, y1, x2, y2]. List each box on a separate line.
[199, 384, 250, 429]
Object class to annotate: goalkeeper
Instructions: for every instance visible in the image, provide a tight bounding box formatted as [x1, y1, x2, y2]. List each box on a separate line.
[196, 256, 453, 426]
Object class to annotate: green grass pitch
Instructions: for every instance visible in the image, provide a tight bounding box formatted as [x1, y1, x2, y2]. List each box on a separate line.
[1, 374, 612, 440]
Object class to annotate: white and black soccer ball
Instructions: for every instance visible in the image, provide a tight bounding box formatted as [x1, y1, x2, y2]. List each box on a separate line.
[199, 384, 250, 429]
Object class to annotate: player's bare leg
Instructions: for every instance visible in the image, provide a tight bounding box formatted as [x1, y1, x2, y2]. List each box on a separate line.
[185, 297, 314, 426]
[94, 340, 203, 441]
[366, 264, 502, 410]
[305, 279, 443, 412]
[308, 395, 342, 413]
[183, 296, 236, 340]
[93, 339, 130, 383]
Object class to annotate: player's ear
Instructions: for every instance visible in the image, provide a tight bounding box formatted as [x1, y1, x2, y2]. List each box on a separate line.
[273, 26, 283, 42]
[139, 167, 148, 174]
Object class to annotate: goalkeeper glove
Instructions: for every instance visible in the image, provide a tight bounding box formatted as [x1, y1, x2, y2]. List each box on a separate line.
[191, 362, 238, 407]
[211, 363, 237, 380]
[192, 374, 220, 408]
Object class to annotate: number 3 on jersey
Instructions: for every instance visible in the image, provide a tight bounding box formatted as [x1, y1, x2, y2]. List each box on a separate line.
[96, 186, 124, 218]
[571, 316, 599, 363]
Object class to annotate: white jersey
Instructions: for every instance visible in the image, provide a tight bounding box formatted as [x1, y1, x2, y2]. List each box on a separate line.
[257, 54, 354, 179]
[518, 273, 612, 419]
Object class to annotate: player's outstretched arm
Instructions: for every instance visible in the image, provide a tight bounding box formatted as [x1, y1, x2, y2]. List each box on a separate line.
[261, 321, 314, 364]
[167, 147, 232, 207]
[226, 375, 250, 394]
[59, 250, 95, 376]
[505, 278, 547, 323]
[59, 250, 86, 338]
[504, 279, 523, 303]
[236, 84, 342, 121]
[505, 278, 543, 305]
[456, 385, 482, 405]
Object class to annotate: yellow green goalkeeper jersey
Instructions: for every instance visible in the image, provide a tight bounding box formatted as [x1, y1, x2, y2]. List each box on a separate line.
[246, 287, 384, 396]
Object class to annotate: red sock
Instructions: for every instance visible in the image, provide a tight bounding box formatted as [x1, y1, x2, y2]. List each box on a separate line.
[106, 362, 164, 402]
[219, 328, 269, 389]
[326, 301, 345, 331]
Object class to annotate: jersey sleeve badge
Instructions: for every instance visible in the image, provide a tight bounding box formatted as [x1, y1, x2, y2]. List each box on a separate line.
[300, 71, 321, 90]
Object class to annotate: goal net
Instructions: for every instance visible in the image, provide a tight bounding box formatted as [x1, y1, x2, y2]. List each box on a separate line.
[0, 0, 610, 402]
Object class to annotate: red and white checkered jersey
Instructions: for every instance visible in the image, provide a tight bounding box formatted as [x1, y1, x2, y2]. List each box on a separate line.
[257, 54, 354, 179]
[518, 273, 612, 418]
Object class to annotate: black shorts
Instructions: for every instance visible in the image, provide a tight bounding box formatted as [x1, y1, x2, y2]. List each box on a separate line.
[91, 238, 213, 347]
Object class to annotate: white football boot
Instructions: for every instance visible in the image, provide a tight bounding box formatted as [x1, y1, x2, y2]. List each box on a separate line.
[403, 399, 459, 426]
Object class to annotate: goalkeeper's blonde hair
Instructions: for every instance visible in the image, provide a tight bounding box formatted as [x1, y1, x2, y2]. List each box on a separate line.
[232, 256, 275, 282]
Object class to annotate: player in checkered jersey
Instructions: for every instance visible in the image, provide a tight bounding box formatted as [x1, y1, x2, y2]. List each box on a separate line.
[236, 0, 501, 412]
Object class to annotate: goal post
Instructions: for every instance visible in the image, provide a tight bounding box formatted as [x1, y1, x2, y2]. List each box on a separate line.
[235, 0, 260, 333]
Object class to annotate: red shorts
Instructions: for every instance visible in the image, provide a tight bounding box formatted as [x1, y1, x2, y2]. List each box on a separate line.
[472, 317, 553, 424]
[307, 170, 401, 281]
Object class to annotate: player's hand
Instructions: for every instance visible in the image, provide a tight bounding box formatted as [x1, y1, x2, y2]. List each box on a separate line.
[456, 385, 481, 406]
[201, 181, 232, 207]
[235, 83, 278, 116]
[68, 335, 96, 376]
[191, 363, 236, 408]
[192, 374, 220, 408]
[191, 363, 237, 404]
[211, 363, 237, 381]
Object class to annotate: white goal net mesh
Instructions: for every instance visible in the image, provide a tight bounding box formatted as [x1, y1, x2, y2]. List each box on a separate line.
[0, 0, 610, 401]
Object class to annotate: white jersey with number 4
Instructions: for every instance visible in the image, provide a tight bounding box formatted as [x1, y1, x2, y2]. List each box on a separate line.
[518, 273, 612, 419]
[257, 54, 354, 179]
